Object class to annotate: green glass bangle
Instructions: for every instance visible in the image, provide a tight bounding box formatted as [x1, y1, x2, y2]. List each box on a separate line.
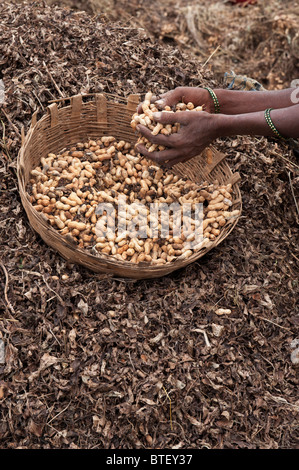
[264, 108, 286, 141]
[204, 87, 220, 114]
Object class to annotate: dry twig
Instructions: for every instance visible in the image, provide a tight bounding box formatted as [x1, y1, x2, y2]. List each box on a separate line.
[162, 386, 173, 431]
[288, 171, 299, 222]
[0, 260, 15, 315]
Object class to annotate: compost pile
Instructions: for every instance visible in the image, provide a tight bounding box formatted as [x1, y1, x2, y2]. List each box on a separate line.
[0, 0, 298, 450]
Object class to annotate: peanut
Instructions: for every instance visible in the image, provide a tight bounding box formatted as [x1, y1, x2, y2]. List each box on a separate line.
[28, 134, 239, 265]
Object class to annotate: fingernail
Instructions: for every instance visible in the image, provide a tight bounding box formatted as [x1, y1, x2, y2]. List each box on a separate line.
[153, 112, 162, 120]
[155, 99, 165, 106]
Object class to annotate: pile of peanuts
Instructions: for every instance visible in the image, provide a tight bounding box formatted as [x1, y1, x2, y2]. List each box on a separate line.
[28, 136, 239, 265]
[131, 91, 204, 153]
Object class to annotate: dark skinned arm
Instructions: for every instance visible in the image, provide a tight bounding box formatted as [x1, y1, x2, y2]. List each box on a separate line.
[136, 104, 299, 167]
[213, 87, 298, 114]
[146, 86, 299, 115]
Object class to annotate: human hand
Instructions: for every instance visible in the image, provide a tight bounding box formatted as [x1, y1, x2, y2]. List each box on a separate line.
[136, 109, 220, 167]
[137, 86, 214, 114]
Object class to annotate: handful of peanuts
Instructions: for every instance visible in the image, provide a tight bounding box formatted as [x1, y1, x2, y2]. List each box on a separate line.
[28, 99, 240, 265]
[130, 91, 204, 153]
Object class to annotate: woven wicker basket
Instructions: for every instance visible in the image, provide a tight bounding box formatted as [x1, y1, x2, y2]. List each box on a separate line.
[17, 93, 242, 279]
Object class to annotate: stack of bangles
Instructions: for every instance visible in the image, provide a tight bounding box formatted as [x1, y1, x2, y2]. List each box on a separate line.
[204, 88, 287, 142]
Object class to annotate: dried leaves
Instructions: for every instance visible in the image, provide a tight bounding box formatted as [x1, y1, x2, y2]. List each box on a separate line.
[0, 0, 298, 451]
[99, 0, 299, 90]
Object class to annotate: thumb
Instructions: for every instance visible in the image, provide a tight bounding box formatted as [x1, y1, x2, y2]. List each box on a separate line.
[153, 111, 178, 125]
[154, 88, 182, 109]
[153, 111, 189, 125]
[154, 92, 173, 109]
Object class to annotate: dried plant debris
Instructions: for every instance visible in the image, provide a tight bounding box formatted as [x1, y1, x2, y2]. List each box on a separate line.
[0, 0, 298, 450]
[88, 0, 299, 90]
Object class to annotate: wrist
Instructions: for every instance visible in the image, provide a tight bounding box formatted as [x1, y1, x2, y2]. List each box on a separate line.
[213, 89, 242, 115]
[203, 87, 220, 114]
[214, 111, 272, 138]
[213, 88, 297, 115]
[213, 113, 233, 137]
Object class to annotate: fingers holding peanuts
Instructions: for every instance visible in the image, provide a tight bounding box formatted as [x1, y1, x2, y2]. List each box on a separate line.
[135, 144, 183, 165]
[132, 91, 216, 166]
[138, 87, 213, 113]
[136, 123, 181, 147]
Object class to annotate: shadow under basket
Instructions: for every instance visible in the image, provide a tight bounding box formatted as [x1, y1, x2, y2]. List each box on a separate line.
[17, 93, 242, 280]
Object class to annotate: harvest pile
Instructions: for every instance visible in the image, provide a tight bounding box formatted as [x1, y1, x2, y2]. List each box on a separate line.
[28, 135, 239, 265]
[131, 91, 204, 153]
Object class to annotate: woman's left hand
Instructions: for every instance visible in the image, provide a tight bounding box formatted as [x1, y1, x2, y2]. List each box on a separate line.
[136, 110, 220, 167]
